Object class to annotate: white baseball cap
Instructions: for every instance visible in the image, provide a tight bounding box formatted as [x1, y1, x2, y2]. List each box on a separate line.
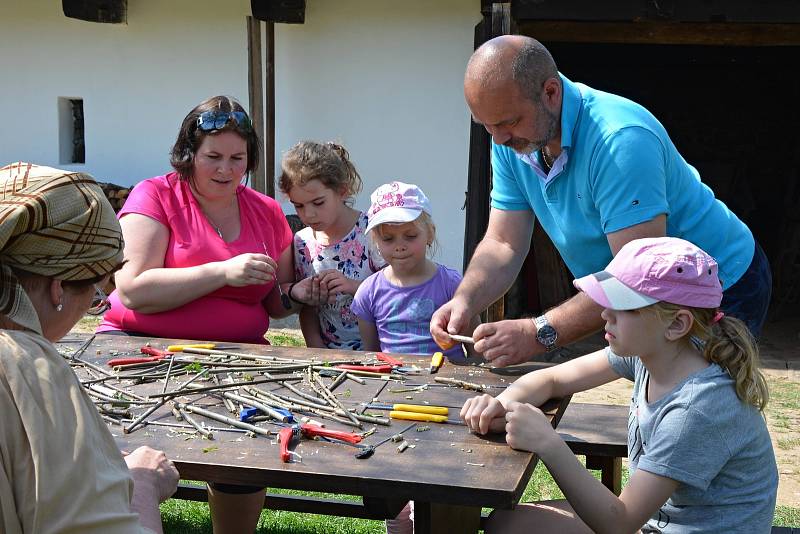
[365, 181, 432, 234]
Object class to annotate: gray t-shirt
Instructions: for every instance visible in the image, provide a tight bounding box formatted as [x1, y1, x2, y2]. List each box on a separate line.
[608, 350, 777, 534]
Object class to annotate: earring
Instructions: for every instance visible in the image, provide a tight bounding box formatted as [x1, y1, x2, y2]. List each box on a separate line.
[56, 303, 63, 312]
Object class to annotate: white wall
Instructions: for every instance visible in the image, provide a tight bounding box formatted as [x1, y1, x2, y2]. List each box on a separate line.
[0, 0, 252, 186]
[0, 0, 480, 271]
[275, 0, 480, 270]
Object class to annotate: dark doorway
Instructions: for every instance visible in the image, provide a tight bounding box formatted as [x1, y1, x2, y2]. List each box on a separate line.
[510, 42, 800, 319]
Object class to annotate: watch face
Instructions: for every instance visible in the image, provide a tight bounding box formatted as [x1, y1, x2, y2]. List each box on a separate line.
[536, 324, 558, 346]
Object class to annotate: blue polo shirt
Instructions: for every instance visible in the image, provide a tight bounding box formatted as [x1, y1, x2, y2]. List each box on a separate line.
[490, 74, 753, 289]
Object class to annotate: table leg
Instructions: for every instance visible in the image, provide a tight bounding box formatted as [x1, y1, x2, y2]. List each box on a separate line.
[414, 501, 482, 534]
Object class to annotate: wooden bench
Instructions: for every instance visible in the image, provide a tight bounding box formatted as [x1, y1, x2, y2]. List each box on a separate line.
[557, 402, 628, 495]
[173, 484, 405, 519]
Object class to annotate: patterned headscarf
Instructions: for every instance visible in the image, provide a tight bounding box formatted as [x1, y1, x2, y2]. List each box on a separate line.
[0, 162, 124, 334]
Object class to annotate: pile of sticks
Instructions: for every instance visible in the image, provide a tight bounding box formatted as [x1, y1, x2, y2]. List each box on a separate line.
[67, 345, 400, 439]
[60, 340, 492, 441]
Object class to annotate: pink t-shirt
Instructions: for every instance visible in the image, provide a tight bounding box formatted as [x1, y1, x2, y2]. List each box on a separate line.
[97, 172, 292, 344]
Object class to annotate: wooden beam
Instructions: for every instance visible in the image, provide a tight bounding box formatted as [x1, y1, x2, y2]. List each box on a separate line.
[62, 0, 126, 23]
[247, 17, 267, 196]
[511, 0, 800, 24]
[251, 0, 305, 24]
[491, 2, 512, 36]
[486, 3, 512, 324]
[264, 22, 276, 198]
[517, 20, 800, 46]
[462, 16, 493, 275]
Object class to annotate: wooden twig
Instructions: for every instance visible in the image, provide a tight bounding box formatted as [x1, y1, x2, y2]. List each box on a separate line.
[178, 408, 214, 439]
[125, 369, 209, 434]
[222, 391, 291, 422]
[309, 371, 362, 428]
[146, 375, 301, 399]
[433, 377, 487, 392]
[174, 402, 275, 437]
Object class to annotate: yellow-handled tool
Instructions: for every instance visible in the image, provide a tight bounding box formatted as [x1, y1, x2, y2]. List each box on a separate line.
[389, 411, 449, 423]
[167, 343, 217, 352]
[365, 403, 448, 415]
[429, 351, 444, 374]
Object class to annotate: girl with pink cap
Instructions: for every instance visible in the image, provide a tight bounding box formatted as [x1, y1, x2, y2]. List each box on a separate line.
[461, 237, 777, 534]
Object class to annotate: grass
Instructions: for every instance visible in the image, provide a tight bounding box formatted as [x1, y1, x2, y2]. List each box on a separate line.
[769, 375, 800, 411]
[266, 330, 306, 347]
[777, 437, 800, 450]
[776, 505, 800, 528]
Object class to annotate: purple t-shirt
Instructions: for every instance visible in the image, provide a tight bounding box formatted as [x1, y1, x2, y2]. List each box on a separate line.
[351, 263, 464, 359]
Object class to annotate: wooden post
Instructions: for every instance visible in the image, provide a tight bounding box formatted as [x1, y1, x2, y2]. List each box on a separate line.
[485, 3, 511, 324]
[263, 21, 276, 198]
[247, 16, 267, 195]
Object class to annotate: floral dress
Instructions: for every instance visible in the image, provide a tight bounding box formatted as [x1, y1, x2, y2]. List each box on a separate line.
[293, 212, 385, 350]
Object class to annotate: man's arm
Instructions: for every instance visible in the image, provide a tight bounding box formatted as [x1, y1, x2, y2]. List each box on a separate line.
[474, 214, 667, 366]
[430, 208, 534, 348]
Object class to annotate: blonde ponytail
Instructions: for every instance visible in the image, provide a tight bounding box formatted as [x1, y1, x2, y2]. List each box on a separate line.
[651, 303, 769, 411]
[703, 315, 769, 411]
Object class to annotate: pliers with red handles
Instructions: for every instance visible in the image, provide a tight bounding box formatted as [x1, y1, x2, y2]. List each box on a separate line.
[107, 346, 172, 367]
[334, 352, 414, 374]
[278, 423, 363, 462]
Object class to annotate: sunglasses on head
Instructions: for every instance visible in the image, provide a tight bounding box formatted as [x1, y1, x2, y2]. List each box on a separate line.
[196, 110, 252, 132]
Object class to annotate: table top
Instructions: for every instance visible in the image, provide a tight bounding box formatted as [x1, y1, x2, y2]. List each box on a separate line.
[58, 333, 569, 509]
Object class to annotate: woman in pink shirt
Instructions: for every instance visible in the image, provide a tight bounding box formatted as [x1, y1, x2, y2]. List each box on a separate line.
[98, 96, 300, 532]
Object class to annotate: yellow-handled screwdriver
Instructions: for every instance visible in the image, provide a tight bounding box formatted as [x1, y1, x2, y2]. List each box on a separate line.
[166, 343, 217, 352]
[364, 403, 448, 415]
[389, 411, 450, 423]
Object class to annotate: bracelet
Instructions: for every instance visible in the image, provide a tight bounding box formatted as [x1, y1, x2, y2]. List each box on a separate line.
[278, 283, 292, 310]
[287, 282, 304, 305]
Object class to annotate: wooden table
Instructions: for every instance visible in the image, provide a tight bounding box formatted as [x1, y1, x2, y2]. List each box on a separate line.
[58, 334, 570, 534]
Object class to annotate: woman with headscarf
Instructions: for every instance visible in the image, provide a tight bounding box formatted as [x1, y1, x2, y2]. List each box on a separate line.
[0, 162, 179, 533]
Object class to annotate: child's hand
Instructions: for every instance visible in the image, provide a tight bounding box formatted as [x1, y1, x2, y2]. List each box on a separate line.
[460, 394, 507, 435]
[504, 401, 560, 455]
[291, 276, 336, 306]
[317, 269, 358, 296]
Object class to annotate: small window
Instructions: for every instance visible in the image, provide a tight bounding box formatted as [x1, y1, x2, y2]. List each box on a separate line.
[58, 97, 85, 164]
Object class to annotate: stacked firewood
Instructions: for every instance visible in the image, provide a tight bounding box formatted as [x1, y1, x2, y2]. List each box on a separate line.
[98, 182, 131, 212]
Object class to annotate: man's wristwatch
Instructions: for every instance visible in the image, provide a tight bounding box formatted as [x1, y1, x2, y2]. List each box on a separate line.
[533, 315, 558, 353]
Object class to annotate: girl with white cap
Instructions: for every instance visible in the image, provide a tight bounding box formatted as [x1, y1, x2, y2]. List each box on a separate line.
[351, 181, 480, 534]
[461, 237, 777, 534]
[351, 181, 479, 360]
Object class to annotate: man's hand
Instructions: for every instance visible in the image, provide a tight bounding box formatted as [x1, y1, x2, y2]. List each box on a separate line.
[124, 446, 179, 503]
[473, 318, 540, 367]
[460, 394, 507, 435]
[430, 298, 472, 350]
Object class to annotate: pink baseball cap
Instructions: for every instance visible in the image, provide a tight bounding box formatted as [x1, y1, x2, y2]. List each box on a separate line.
[573, 237, 723, 310]
[365, 181, 432, 234]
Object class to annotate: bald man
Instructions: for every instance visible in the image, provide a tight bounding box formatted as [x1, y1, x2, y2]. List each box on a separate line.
[431, 36, 771, 367]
